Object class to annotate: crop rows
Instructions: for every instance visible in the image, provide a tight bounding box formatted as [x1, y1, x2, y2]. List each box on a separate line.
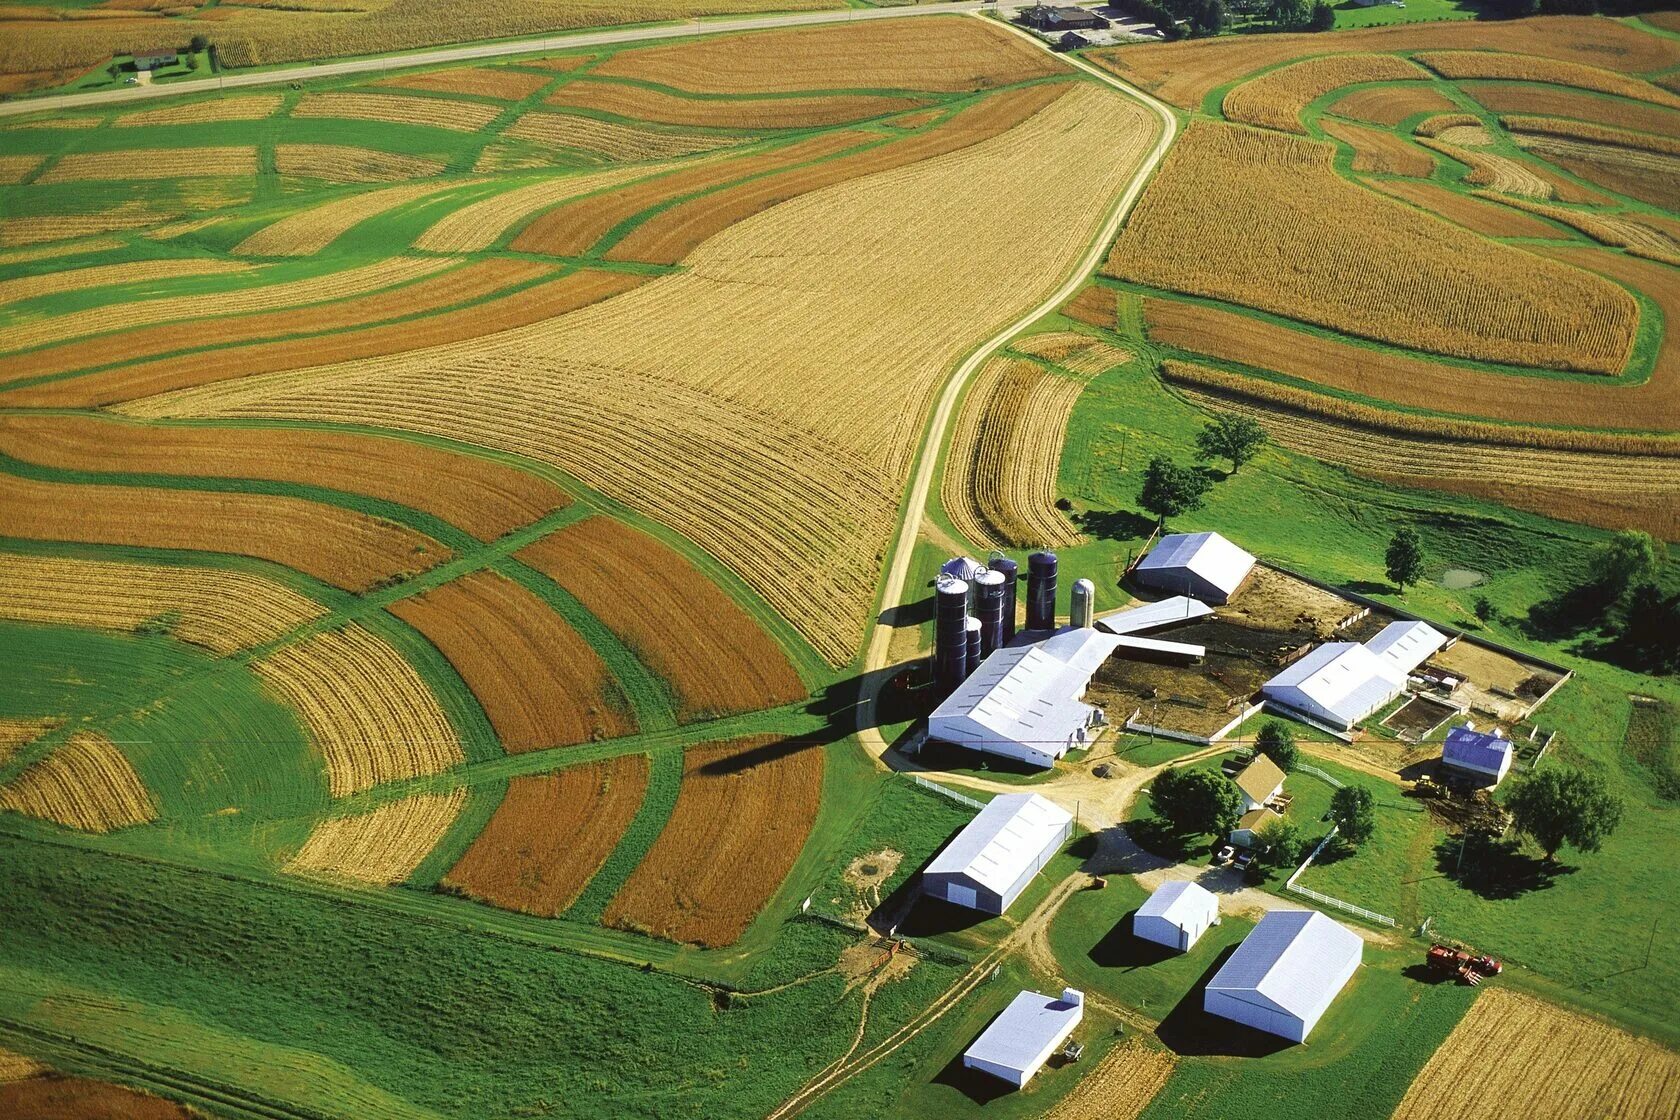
[1484, 193, 1680, 263]
[1061, 285, 1118, 330]
[117, 95, 283, 127]
[1223, 54, 1426, 133]
[547, 80, 928, 129]
[1321, 117, 1435, 176]
[1501, 115, 1680, 156]
[603, 735, 822, 947]
[503, 110, 742, 162]
[414, 163, 675, 253]
[0, 257, 253, 310]
[1413, 51, 1680, 108]
[236, 182, 459, 257]
[0, 551, 327, 655]
[0, 732, 155, 833]
[1010, 331, 1129, 372]
[518, 516, 807, 722]
[276, 145, 446, 184]
[377, 65, 551, 103]
[1460, 82, 1680, 140]
[0, 210, 178, 247]
[1327, 83, 1457, 127]
[286, 789, 467, 885]
[1418, 136, 1554, 198]
[1510, 132, 1680, 208]
[254, 624, 461, 798]
[388, 570, 636, 753]
[1413, 112, 1483, 138]
[0, 155, 41, 184]
[1104, 122, 1637, 374]
[0, 720, 57, 768]
[39, 146, 258, 183]
[293, 92, 502, 133]
[1370, 177, 1568, 239]
[442, 755, 650, 916]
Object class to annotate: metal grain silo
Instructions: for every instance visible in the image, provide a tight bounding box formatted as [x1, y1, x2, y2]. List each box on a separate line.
[934, 576, 970, 693]
[974, 569, 1007, 657]
[1026, 551, 1058, 631]
[988, 555, 1019, 644]
[1071, 578, 1095, 629]
[964, 616, 982, 678]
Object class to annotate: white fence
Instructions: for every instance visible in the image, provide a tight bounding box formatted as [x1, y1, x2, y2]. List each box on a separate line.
[1285, 824, 1397, 928]
[908, 773, 986, 811]
[1296, 762, 1345, 789]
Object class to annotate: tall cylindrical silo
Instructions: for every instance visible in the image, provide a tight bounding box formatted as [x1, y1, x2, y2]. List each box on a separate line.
[1027, 551, 1058, 631]
[934, 577, 969, 693]
[988, 555, 1019, 644]
[974, 569, 1007, 657]
[1071, 578, 1095, 629]
[964, 616, 982, 678]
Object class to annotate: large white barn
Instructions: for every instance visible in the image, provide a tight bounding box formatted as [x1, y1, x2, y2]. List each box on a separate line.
[1133, 532, 1257, 604]
[1204, 909, 1362, 1042]
[963, 987, 1084, 1088]
[1364, 620, 1447, 675]
[922, 793, 1072, 915]
[1134, 880, 1219, 952]
[1262, 642, 1407, 731]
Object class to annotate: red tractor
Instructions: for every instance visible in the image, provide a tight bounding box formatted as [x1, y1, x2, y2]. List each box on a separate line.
[1427, 943, 1503, 986]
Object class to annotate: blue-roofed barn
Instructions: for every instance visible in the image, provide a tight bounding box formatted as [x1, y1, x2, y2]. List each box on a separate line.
[1441, 722, 1515, 787]
[1203, 909, 1362, 1042]
[963, 987, 1084, 1088]
[921, 793, 1072, 915]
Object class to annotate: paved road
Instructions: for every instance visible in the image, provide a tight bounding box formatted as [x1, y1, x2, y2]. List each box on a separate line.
[0, 1, 1028, 118]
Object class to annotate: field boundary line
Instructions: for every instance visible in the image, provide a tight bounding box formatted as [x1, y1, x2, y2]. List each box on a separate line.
[1287, 824, 1399, 928]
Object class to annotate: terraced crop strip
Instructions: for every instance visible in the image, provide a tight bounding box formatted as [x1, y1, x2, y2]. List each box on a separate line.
[0, 209, 183, 248]
[1105, 122, 1637, 374]
[276, 145, 446, 184]
[1320, 117, 1435, 177]
[1509, 132, 1680, 208]
[0, 257, 254, 308]
[1460, 82, 1680, 139]
[0, 720, 57, 768]
[603, 734, 823, 947]
[254, 624, 460, 798]
[1501, 115, 1680, 155]
[387, 570, 635, 752]
[116, 95, 283, 126]
[944, 355, 1090, 550]
[376, 65, 551, 102]
[547, 80, 928, 129]
[0, 414, 569, 542]
[293, 92, 502, 133]
[518, 517, 806, 722]
[442, 755, 650, 915]
[0, 732, 155, 833]
[286, 789, 468, 885]
[1369, 178, 1570, 240]
[235, 181, 461, 257]
[39, 146, 258, 182]
[1413, 51, 1680, 109]
[1486, 194, 1680, 263]
[1327, 83, 1458, 127]
[503, 111, 744, 161]
[0, 551, 326, 655]
[1061, 284, 1118, 330]
[1223, 54, 1427, 134]
[1417, 136, 1556, 199]
[0, 154, 41, 184]
[414, 162, 682, 253]
[0, 473, 448, 592]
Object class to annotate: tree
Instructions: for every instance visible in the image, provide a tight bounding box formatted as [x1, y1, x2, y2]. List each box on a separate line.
[1507, 767, 1624, 861]
[1138, 456, 1212, 530]
[1594, 529, 1664, 601]
[1267, 0, 1308, 24]
[1306, 0, 1335, 29]
[1614, 582, 1680, 673]
[1330, 784, 1376, 846]
[1249, 818, 1305, 878]
[1255, 720, 1297, 773]
[1149, 767, 1243, 837]
[1194, 413, 1267, 475]
[1385, 527, 1424, 594]
[189, 34, 209, 53]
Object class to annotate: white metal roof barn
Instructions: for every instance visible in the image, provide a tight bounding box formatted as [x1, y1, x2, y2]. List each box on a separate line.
[1134, 880, 1220, 952]
[1262, 641, 1407, 731]
[1364, 620, 1447, 675]
[1133, 531, 1257, 604]
[922, 793, 1072, 915]
[1204, 909, 1362, 1042]
[962, 987, 1084, 1088]
[927, 628, 1123, 769]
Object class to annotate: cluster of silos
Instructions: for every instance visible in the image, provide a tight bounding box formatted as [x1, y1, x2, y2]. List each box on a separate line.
[935, 552, 1090, 694]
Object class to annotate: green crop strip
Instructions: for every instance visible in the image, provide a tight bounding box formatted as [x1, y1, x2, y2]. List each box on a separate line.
[403, 775, 509, 890]
[563, 746, 682, 924]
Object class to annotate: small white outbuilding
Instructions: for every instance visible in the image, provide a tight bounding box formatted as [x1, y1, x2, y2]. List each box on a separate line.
[1204, 909, 1362, 1042]
[963, 987, 1084, 1088]
[1133, 531, 1257, 604]
[1441, 722, 1515, 787]
[922, 793, 1072, 915]
[1134, 880, 1220, 952]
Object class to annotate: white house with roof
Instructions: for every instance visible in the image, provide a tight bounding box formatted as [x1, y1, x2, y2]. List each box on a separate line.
[1232, 754, 1286, 813]
[1229, 806, 1281, 849]
[1364, 620, 1447, 675]
[1262, 642, 1407, 731]
[963, 987, 1084, 1088]
[1133, 531, 1257, 604]
[927, 628, 1123, 768]
[1134, 880, 1219, 952]
[1441, 722, 1515, 787]
[1204, 909, 1362, 1042]
[922, 793, 1072, 915]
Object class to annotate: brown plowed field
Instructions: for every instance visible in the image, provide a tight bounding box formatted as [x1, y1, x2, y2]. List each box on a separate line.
[0, 732, 154, 833]
[0, 413, 569, 542]
[1461, 82, 1680, 138]
[603, 734, 823, 947]
[1327, 82, 1457, 126]
[0, 1073, 199, 1119]
[509, 131, 868, 257]
[1223, 54, 1427, 133]
[546, 80, 927, 128]
[376, 65, 551, 102]
[1321, 117, 1435, 176]
[442, 754, 650, 915]
[593, 17, 1062, 94]
[0, 473, 448, 592]
[1367, 177, 1570, 239]
[16, 268, 645, 408]
[518, 517, 806, 722]
[387, 570, 635, 752]
[2, 258, 548, 384]
[608, 81, 1069, 264]
[1062, 284, 1117, 329]
[1393, 988, 1680, 1120]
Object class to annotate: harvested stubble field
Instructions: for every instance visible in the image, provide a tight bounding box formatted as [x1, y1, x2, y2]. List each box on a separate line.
[236, 182, 459, 257]
[1368, 177, 1569, 239]
[1144, 296, 1680, 432]
[0, 154, 42, 184]
[117, 95, 283, 127]
[414, 163, 675, 253]
[131, 78, 1155, 665]
[1061, 284, 1120, 330]
[503, 110, 743, 162]
[1321, 117, 1435, 177]
[1010, 331, 1129, 374]
[1413, 51, 1680, 109]
[286, 789, 467, 885]
[442, 754, 650, 916]
[1461, 82, 1680, 139]
[1105, 122, 1637, 374]
[0, 256, 253, 309]
[377, 65, 551, 103]
[546, 80, 927, 130]
[593, 17, 1060, 94]
[1222, 54, 1427, 134]
[254, 624, 460, 798]
[1486, 193, 1680, 263]
[0, 414, 570, 542]
[1087, 15, 1680, 110]
[0, 210, 184, 248]
[1431, 123, 1495, 148]
[275, 145, 446, 184]
[387, 570, 635, 752]
[1511, 132, 1680, 208]
[0, 473, 448, 592]
[0, 720, 57, 768]
[1413, 112, 1483, 138]
[0, 236, 124, 268]
[1327, 82, 1457, 127]
[38, 146, 258, 183]
[1417, 136, 1555, 199]
[603, 735, 823, 947]
[1043, 1038, 1175, 1120]
[0, 1071, 199, 1120]
[0, 732, 154, 833]
[0, 1046, 45, 1083]
[1502, 115, 1680, 156]
[518, 517, 805, 722]
[293, 92, 502, 133]
[39, 268, 645, 408]
[943, 356, 1088, 550]
[0, 551, 326, 655]
[1393, 988, 1680, 1120]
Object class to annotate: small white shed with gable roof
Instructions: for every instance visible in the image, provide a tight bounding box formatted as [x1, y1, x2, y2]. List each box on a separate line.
[1134, 531, 1257, 604]
[1134, 880, 1220, 952]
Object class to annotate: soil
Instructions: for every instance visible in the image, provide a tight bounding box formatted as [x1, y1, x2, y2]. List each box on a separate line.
[1221, 565, 1367, 637]
[842, 849, 903, 920]
[1384, 695, 1460, 740]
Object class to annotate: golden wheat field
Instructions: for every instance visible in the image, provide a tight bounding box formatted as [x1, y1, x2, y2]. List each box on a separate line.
[1460, 82, 1680, 139]
[1502, 114, 1680, 156]
[0, 256, 253, 309]
[1222, 54, 1426, 133]
[0, 720, 57, 768]
[38, 146, 258, 183]
[1413, 51, 1680, 108]
[235, 182, 461, 257]
[285, 789, 467, 885]
[1486, 193, 1680, 263]
[0, 154, 42, 184]
[1369, 177, 1569, 240]
[293, 92, 502, 133]
[127, 81, 1158, 665]
[1418, 136, 1555, 198]
[0, 1047, 46, 1084]
[275, 145, 445, 184]
[546, 80, 927, 130]
[116, 95, 283, 127]
[0, 732, 155, 833]
[502, 110, 742, 161]
[376, 65, 550, 103]
[252, 624, 460, 797]
[1105, 122, 1636, 374]
[1511, 132, 1680, 208]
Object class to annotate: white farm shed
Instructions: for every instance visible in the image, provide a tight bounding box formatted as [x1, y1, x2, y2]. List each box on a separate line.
[1133, 532, 1256, 604]
[1442, 723, 1515, 787]
[1364, 620, 1447, 675]
[1262, 642, 1407, 731]
[963, 987, 1084, 1088]
[1204, 909, 1362, 1042]
[922, 793, 1073, 915]
[927, 628, 1123, 769]
[1134, 880, 1219, 952]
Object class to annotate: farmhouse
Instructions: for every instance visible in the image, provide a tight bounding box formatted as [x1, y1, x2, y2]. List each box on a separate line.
[1134, 880, 1219, 952]
[1262, 641, 1407, 731]
[1020, 4, 1111, 32]
[1364, 620, 1448, 675]
[922, 793, 1072, 915]
[963, 987, 1085, 1088]
[1204, 909, 1362, 1042]
[132, 47, 179, 71]
[1133, 531, 1256, 604]
[1232, 753, 1286, 812]
[927, 627, 1123, 768]
[1229, 806, 1280, 849]
[1441, 722, 1515, 787]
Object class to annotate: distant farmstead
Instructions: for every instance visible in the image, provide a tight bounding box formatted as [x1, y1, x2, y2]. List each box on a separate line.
[1021, 4, 1112, 31]
[922, 792, 1072, 915]
[132, 47, 180, 71]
